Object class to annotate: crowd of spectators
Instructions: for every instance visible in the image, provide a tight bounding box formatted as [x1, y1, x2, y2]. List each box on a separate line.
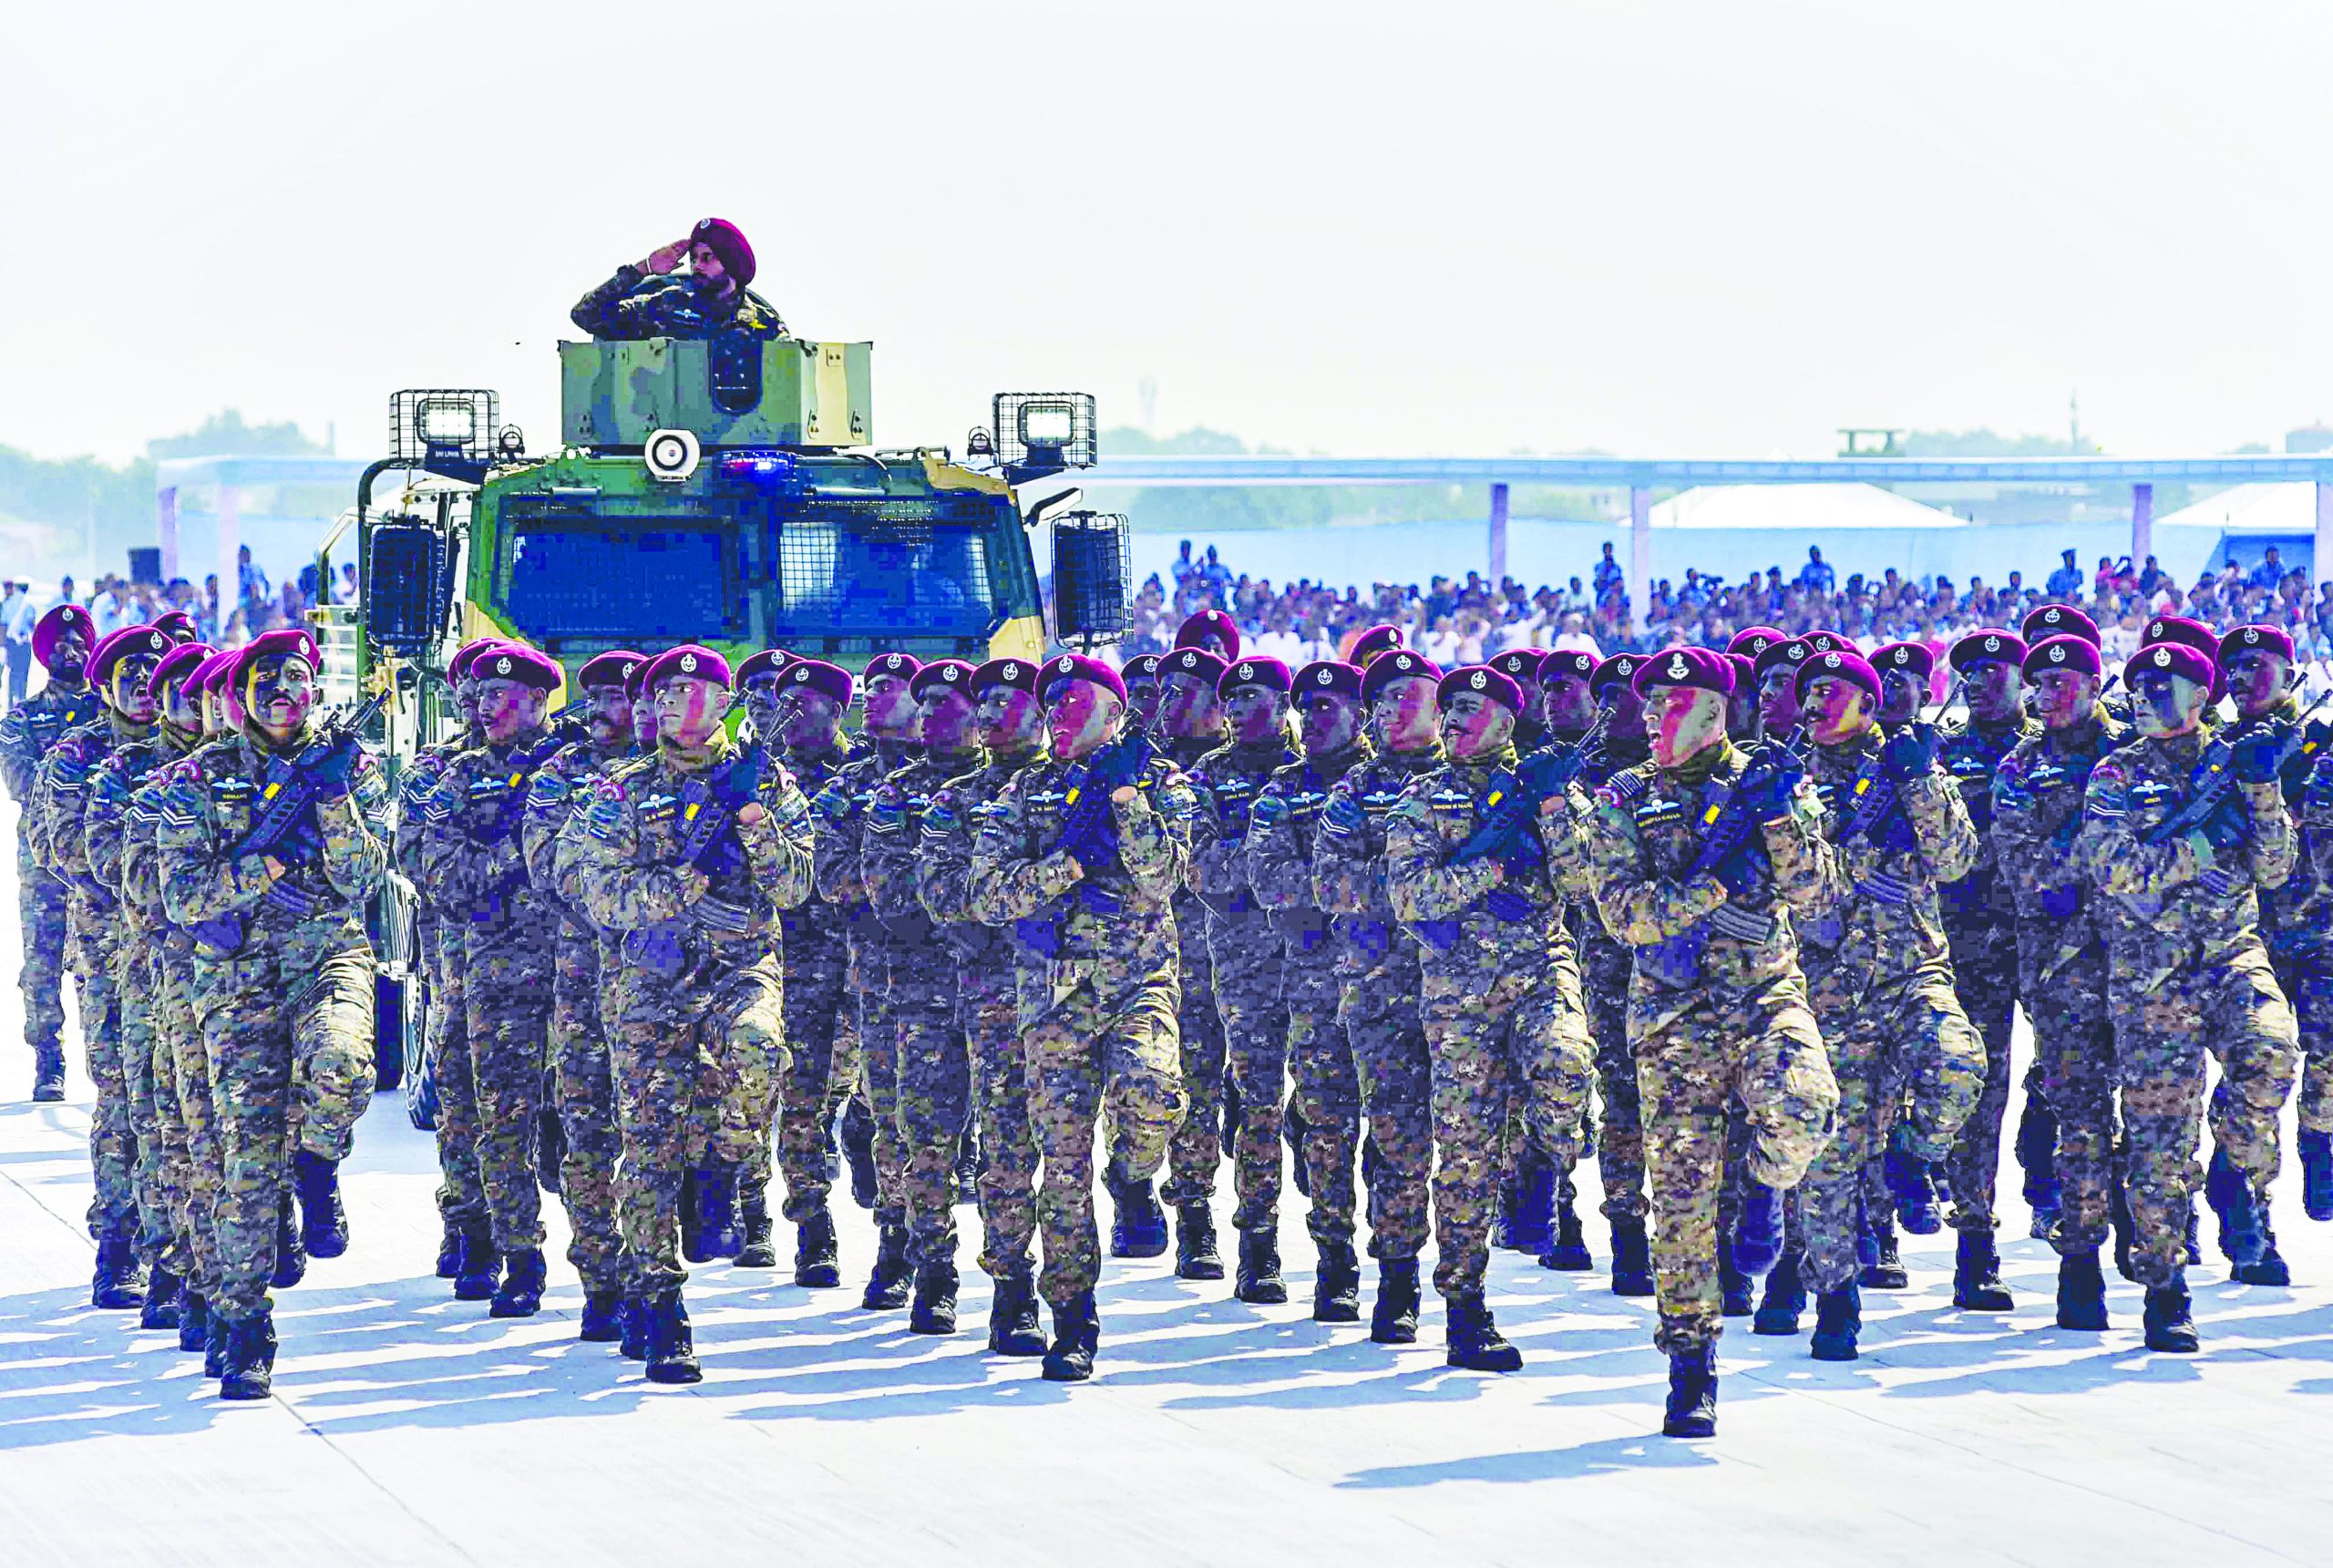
[1118, 537, 2333, 677]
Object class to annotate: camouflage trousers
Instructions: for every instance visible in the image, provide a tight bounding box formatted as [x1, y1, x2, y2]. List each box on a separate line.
[606, 951, 787, 1297]
[197, 943, 377, 1319]
[160, 940, 225, 1300]
[116, 939, 189, 1277]
[1286, 951, 1361, 1248]
[1634, 971, 1839, 1355]
[2022, 939, 2119, 1255]
[16, 848, 66, 1052]
[2108, 948, 2297, 1288]
[1341, 963, 1431, 1260]
[1946, 923, 2021, 1235]
[774, 919, 848, 1222]
[426, 917, 485, 1229]
[552, 928, 623, 1296]
[1209, 937, 1290, 1234]
[1161, 915, 1227, 1208]
[1027, 973, 1187, 1308]
[458, 923, 554, 1255]
[1422, 956, 1594, 1301]
[1586, 965, 1647, 1223]
[852, 927, 911, 1229]
[709, 942, 788, 1194]
[891, 963, 971, 1271]
[964, 968, 1039, 1279]
[2271, 944, 2333, 1138]
[76, 963, 132, 1240]
[1800, 969, 1984, 1293]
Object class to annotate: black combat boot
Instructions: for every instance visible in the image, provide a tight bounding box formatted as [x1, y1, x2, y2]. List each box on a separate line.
[2205, 1151, 2266, 1268]
[1489, 1174, 1520, 1251]
[2184, 1201, 2203, 1266]
[139, 1266, 184, 1331]
[435, 1215, 464, 1280]
[1886, 1148, 1942, 1235]
[954, 1124, 982, 1205]
[680, 1170, 708, 1264]
[1809, 1282, 1862, 1361]
[203, 1308, 230, 1378]
[839, 1098, 879, 1211]
[292, 1150, 349, 1259]
[534, 1105, 564, 1194]
[1951, 1228, 2014, 1311]
[2055, 1248, 2108, 1331]
[1861, 1213, 1908, 1289]
[695, 1164, 743, 1260]
[2017, 1097, 2061, 1241]
[31, 1042, 66, 1102]
[1370, 1256, 1421, 1345]
[1661, 1343, 1719, 1438]
[1718, 1238, 1753, 1317]
[1733, 1179, 1785, 1277]
[910, 1259, 960, 1336]
[217, 1308, 278, 1401]
[489, 1248, 547, 1318]
[1233, 1227, 1288, 1305]
[1539, 1195, 1593, 1271]
[734, 1184, 777, 1269]
[2300, 1128, 2333, 1223]
[1106, 1164, 1168, 1259]
[2143, 1280, 2199, 1353]
[270, 1194, 307, 1289]
[1506, 1161, 1556, 1255]
[2232, 1228, 2291, 1286]
[1444, 1292, 1523, 1372]
[579, 1291, 624, 1343]
[2110, 1180, 2136, 1281]
[178, 1291, 210, 1354]
[452, 1225, 498, 1302]
[1312, 1237, 1362, 1324]
[794, 1206, 842, 1289]
[91, 1233, 147, 1310]
[644, 1291, 702, 1384]
[861, 1223, 912, 1310]
[619, 1296, 649, 1361]
[1041, 1291, 1101, 1382]
[987, 1270, 1048, 1357]
[1175, 1201, 1224, 1281]
[1752, 1248, 1806, 1336]
[1609, 1217, 1656, 1297]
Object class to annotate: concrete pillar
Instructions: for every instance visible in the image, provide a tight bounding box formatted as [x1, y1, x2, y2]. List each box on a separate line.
[157, 487, 179, 580]
[216, 484, 239, 638]
[2132, 481, 2153, 569]
[1488, 482, 1509, 586]
[1629, 486, 1651, 614]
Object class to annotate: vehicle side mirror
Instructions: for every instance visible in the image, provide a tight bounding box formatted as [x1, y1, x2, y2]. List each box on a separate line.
[1051, 510, 1130, 651]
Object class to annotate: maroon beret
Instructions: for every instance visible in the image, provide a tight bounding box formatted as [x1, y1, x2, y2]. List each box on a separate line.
[87, 625, 174, 687]
[1293, 661, 1363, 702]
[2140, 614, 2217, 659]
[1872, 641, 1936, 681]
[2022, 635, 2102, 680]
[1349, 624, 1403, 664]
[1948, 629, 2027, 673]
[864, 651, 923, 687]
[1633, 645, 1736, 700]
[2221, 623, 2296, 664]
[910, 659, 978, 702]
[475, 643, 563, 693]
[1725, 652, 1756, 692]
[783, 659, 853, 705]
[691, 216, 755, 288]
[187, 647, 238, 700]
[970, 656, 1041, 695]
[1752, 638, 1817, 681]
[1035, 652, 1126, 704]
[1175, 610, 1241, 660]
[1436, 663, 1525, 714]
[735, 649, 793, 685]
[622, 656, 651, 703]
[1794, 647, 1882, 704]
[1124, 653, 1166, 683]
[150, 610, 197, 644]
[579, 649, 648, 692]
[2132, 641, 2215, 690]
[1591, 652, 1646, 695]
[642, 643, 730, 692]
[448, 638, 507, 683]
[147, 641, 213, 704]
[1488, 649, 1545, 683]
[230, 627, 321, 695]
[32, 604, 94, 670]
[1541, 650, 1598, 684]
[1726, 625, 1788, 661]
[1161, 647, 1230, 688]
[1804, 630, 1854, 654]
[2022, 603, 2100, 649]
[1218, 656, 1291, 699]
[1361, 649, 1441, 705]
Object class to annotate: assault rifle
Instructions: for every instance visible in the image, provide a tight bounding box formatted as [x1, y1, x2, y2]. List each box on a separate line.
[1634, 727, 1807, 982]
[1451, 699, 1618, 872]
[1053, 730, 1157, 869]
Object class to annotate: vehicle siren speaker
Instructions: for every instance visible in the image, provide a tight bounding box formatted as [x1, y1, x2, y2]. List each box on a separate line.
[643, 427, 701, 482]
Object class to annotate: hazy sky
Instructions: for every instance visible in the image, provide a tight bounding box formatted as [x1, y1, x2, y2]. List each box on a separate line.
[6, 1, 2330, 466]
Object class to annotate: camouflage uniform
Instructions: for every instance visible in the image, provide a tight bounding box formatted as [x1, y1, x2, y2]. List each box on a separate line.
[1994, 704, 2128, 1255]
[570, 266, 786, 341]
[397, 736, 486, 1245]
[420, 730, 569, 1262]
[1247, 739, 1372, 1252]
[1580, 738, 1842, 1353]
[1794, 732, 1986, 1295]
[967, 750, 1195, 1309]
[861, 743, 987, 1272]
[1160, 736, 1229, 1214]
[917, 743, 1048, 1283]
[2076, 732, 2300, 1286]
[573, 730, 814, 1298]
[2262, 704, 2333, 1159]
[1935, 712, 2035, 1236]
[155, 728, 388, 1324]
[1184, 736, 1299, 1237]
[1382, 749, 1596, 1305]
[1572, 734, 1653, 1228]
[1311, 743, 1445, 1262]
[0, 681, 96, 1080]
[771, 735, 854, 1228]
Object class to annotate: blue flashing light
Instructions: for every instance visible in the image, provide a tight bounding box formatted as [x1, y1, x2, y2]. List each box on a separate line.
[722, 453, 801, 484]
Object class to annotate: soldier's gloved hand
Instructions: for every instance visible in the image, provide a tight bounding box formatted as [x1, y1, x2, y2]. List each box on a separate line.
[867, 783, 907, 835]
[810, 778, 856, 823]
[1733, 760, 1796, 822]
[1322, 793, 1367, 838]
[708, 748, 763, 812]
[1249, 794, 1287, 832]
[2200, 797, 2250, 855]
[1882, 723, 1941, 782]
[2229, 723, 2291, 785]
[297, 734, 364, 801]
[2300, 715, 2333, 765]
